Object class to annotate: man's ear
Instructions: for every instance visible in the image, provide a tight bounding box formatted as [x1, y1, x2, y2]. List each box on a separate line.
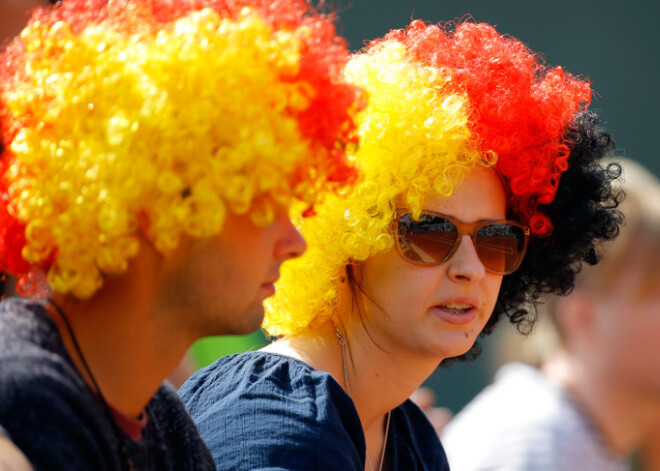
[555, 290, 599, 348]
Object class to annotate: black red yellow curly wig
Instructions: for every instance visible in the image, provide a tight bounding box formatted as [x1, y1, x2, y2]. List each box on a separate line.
[0, 0, 364, 298]
[263, 20, 621, 338]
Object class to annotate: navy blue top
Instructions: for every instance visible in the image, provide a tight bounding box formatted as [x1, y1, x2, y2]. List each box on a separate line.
[0, 298, 215, 471]
[179, 351, 449, 470]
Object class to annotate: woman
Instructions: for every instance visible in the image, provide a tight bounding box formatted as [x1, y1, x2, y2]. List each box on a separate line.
[180, 20, 622, 470]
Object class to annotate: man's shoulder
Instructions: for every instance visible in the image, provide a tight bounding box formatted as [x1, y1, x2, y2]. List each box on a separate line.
[0, 351, 113, 469]
[0, 298, 79, 391]
[1, 297, 47, 336]
[0, 297, 81, 393]
[0, 299, 113, 469]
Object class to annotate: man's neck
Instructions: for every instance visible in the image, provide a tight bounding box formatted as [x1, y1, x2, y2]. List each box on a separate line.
[47, 254, 192, 418]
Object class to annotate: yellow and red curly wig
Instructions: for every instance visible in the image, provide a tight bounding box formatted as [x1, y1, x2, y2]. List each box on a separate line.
[0, 0, 363, 298]
[263, 20, 621, 338]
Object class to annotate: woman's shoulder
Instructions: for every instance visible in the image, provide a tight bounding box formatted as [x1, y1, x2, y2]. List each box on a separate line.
[390, 399, 449, 470]
[179, 351, 365, 469]
[181, 350, 343, 404]
[180, 351, 358, 424]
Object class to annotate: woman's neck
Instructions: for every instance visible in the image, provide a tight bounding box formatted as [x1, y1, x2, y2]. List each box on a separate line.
[263, 319, 440, 431]
[263, 319, 440, 471]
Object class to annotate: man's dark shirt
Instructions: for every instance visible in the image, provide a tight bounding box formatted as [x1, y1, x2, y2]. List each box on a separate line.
[0, 298, 215, 471]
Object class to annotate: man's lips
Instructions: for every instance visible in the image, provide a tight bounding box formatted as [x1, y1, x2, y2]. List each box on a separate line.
[260, 282, 276, 298]
[260, 275, 280, 298]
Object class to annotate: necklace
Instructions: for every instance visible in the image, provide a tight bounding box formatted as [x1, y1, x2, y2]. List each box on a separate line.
[335, 327, 390, 471]
[48, 299, 134, 471]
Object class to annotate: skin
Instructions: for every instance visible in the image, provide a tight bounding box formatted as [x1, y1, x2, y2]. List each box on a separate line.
[157, 205, 307, 337]
[358, 169, 505, 362]
[639, 418, 660, 471]
[265, 167, 506, 470]
[0, 435, 33, 471]
[0, 0, 50, 46]
[49, 205, 305, 417]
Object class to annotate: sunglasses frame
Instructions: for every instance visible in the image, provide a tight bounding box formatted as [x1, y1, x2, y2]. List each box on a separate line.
[394, 208, 531, 275]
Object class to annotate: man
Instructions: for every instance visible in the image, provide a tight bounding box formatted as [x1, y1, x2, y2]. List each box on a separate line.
[442, 158, 660, 470]
[0, 0, 362, 469]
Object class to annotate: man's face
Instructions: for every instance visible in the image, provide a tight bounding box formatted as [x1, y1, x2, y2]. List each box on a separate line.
[158, 204, 306, 338]
[592, 242, 660, 399]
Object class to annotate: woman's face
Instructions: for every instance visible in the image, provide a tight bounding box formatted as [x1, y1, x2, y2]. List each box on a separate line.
[357, 167, 506, 360]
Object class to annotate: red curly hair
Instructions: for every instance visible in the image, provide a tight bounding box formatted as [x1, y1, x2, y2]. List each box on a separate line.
[382, 20, 592, 235]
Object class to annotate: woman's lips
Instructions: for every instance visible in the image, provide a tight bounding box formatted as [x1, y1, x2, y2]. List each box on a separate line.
[442, 302, 473, 314]
[430, 300, 478, 325]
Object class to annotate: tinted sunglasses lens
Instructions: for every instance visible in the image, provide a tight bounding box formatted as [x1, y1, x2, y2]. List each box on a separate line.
[475, 223, 526, 273]
[397, 214, 457, 264]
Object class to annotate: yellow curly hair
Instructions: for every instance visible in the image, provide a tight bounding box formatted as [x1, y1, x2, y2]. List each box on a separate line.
[0, 0, 362, 299]
[263, 40, 483, 336]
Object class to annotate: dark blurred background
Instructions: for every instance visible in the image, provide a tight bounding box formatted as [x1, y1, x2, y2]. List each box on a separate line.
[335, 0, 660, 414]
[337, 0, 659, 177]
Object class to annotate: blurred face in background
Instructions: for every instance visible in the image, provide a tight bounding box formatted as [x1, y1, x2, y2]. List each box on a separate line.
[590, 233, 660, 399]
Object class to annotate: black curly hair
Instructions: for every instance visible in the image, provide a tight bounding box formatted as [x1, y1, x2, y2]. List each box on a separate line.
[449, 110, 624, 363]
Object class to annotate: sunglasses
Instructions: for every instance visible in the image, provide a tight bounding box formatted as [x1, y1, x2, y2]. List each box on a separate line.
[395, 209, 530, 275]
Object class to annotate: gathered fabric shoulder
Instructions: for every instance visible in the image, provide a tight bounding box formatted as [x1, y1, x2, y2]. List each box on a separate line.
[180, 351, 366, 470]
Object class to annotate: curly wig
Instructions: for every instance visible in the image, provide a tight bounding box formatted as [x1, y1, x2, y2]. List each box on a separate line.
[263, 20, 622, 341]
[0, 0, 364, 298]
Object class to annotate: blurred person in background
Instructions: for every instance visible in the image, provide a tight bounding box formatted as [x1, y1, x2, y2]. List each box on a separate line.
[443, 158, 660, 471]
[410, 387, 453, 438]
[0, 0, 363, 469]
[181, 20, 622, 471]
